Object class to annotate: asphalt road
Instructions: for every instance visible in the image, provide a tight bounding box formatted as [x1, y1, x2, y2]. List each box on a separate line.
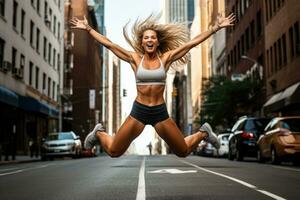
[0, 155, 299, 200]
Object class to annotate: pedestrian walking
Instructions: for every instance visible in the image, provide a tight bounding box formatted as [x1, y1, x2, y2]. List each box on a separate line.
[70, 13, 235, 157]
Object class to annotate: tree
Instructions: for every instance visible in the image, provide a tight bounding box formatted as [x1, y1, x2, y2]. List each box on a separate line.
[197, 76, 261, 129]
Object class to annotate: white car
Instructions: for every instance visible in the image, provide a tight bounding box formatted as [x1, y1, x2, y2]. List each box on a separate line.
[216, 133, 230, 157]
[41, 131, 82, 160]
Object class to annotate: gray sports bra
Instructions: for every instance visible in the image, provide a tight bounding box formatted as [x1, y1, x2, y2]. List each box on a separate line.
[136, 56, 166, 85]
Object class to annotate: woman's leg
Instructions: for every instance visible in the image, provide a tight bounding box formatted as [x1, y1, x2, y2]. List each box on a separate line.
[96, 116, 145, 157]
[154, 118, 207, 157]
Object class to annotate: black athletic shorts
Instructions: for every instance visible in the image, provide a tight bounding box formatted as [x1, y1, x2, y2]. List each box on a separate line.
[130, 100, 169, 126]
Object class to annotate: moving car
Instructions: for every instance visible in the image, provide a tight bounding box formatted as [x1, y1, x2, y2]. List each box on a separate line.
[257, 116, 300, 165]
[228, 116, 270, 161]
[41, 131, 82, 160]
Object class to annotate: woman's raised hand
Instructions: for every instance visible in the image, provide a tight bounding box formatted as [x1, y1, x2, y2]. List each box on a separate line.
[69, 15, 90, 31]
[216, 13, 236, 28]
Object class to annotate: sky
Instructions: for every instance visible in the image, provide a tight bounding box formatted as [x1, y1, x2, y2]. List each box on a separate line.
[104, 0, 161, 154]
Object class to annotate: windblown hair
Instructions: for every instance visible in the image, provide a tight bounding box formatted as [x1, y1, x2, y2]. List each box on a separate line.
[123, 14, 190, 66]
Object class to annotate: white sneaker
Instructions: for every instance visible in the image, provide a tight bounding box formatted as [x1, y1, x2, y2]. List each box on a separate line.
[199, 122, 220, 149]
[84, 123, 105, 149]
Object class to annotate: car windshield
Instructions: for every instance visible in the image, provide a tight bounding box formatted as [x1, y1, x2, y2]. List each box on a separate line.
[245, 119, 270, 132]
[47, 132, 74, 141]
[280, 119, 300, 132]
[221, 135, 229, 141]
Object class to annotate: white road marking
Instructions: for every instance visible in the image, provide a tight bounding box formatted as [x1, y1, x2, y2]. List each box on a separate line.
[181, 160, 286, 200]
[136, 157, 146, 200]
[0, 167, 19, 172]
[0, 164, 51, 176]
[272, 166, 300, 172]
[0, 170, 24, 176]
[148, 168, 197, 174]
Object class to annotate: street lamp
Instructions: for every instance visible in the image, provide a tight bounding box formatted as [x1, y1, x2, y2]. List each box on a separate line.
[241, 55, 263, 80]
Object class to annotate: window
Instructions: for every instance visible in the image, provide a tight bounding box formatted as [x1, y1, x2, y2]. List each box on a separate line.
[35, 67, 39, 89]
[265, 0, 269, 22]
[42, 73, 46, 91]
[0, 0, 5, 17]
[270, 46, 273, 73]
[31, 0, 34, 7]
[53, 15, 56, 35]
[289, 27, 295, 58]
[37, 0, 40, 14]
[48, 77, 51, 97]
[277, 38, 282, 68]
[269, 0, 273, 18]
[282, 34, 287, 65]
[36, 28, 40, 53]
[0, 38, 4, 67]
[12, 47, 17, 69]
[13, 0, 18, 28]
[48, 43, 52, 65]
[30, 20, 34, 47]
[52, 82, 55, 99]
[266, 50, 270, 77]
[53, 48, 56, 69]
[274, 43, 277, 71]
[43, 37, 47, 60]
[250, 20, 255, 46]
[20, 54, 25, 78]
[57, 53, 60, 71]
[49, 8, 52, 30]
[44, 1, 48, 26]
[294, 21, 300, 56]
[256, 10, 262, 37]
[246, 27, 250, 50]
[241, 34, 245, 54]
[29, 61, 33, 85]
[273, 0, 277, 13]
[58, 22, 60, 39]
[21, 9, 25, 36]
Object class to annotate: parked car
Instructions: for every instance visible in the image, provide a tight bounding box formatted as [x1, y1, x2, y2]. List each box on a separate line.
[257, 116, 300, 165]
[41, 131, 82, 160]
[228, 116, 270, 161]
[197, 141, 217, 157]
[216, 133, 230, 157]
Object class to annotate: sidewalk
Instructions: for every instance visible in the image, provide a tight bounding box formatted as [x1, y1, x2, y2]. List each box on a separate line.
[0, 155, 41, 165]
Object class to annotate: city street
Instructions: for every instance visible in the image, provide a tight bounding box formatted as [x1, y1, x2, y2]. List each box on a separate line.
[0, 155, 299, 200]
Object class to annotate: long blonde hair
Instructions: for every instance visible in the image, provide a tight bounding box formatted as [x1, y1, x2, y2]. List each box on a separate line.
[123, 14, 190, 66]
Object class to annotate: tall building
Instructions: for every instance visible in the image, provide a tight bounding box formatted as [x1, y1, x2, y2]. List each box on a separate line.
[64, 0, 102, 140]
[225, 0, 265, 116]
[0, 0, 63, 158]
[263, 0, 300, 115]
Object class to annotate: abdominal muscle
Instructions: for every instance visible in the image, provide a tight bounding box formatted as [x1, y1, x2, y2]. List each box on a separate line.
[135, 85, 165, 106]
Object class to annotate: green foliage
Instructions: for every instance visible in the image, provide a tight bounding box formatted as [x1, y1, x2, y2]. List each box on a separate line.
[198, 76, 261, 128]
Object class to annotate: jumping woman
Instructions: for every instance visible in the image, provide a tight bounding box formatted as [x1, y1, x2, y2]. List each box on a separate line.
[70, 13, 235, 157]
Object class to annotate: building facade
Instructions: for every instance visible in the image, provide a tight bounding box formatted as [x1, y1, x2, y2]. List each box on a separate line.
[263, 0, 300, 116]
[0, 0, 63, 159]
[64, 0, 102, 140]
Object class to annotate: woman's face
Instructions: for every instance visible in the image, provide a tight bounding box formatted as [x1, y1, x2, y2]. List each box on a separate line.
[142, 30, 159, 54]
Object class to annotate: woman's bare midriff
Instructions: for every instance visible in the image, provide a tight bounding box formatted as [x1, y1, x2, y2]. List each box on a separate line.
[135, 85, 165, 106]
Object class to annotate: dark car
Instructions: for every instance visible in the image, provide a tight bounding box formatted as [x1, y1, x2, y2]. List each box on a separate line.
[257, 116, 300, 165]
[228, 116, 270, 161]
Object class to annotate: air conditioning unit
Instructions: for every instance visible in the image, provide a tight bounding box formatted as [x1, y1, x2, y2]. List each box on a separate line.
[15, 68, 23, 79]
[44, 15, 51, 25]
[2, 61, 12, 72]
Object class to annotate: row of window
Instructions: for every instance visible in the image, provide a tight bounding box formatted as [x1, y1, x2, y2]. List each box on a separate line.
[265, 0, 285, 23]
[0, 38, 57, 101]
[227, 10, 263, 69]
[227, 0, 252, 33]
[8, 0, 61, 70]
[266, 21, 300, 78]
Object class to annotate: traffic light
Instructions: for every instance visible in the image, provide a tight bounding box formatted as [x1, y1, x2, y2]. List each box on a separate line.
[123, 89, 127, 97]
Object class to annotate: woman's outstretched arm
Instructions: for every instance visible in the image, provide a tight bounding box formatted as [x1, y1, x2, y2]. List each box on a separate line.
[70, 16, 135, 64]
[165, 13, 235, 66]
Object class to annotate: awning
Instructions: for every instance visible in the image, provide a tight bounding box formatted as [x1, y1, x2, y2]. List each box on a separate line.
[0, 86, 19, 107]
[19, 96, 59, 118]
[264, 82, 300, 113]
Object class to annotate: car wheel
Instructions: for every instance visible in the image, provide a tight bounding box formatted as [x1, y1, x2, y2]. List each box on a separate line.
[271, 147, 280, 165]
[228, 147, 234, 160]
[257, 149, 265, 163]
[236, 149, 243, 161]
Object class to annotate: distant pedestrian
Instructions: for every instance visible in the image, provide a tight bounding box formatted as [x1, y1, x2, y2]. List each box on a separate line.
[147, 143, 152, 155]
[70, 13, 235, 157]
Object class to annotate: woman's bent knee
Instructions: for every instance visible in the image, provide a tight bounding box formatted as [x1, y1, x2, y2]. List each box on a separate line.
[108, 149, 124, 158]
